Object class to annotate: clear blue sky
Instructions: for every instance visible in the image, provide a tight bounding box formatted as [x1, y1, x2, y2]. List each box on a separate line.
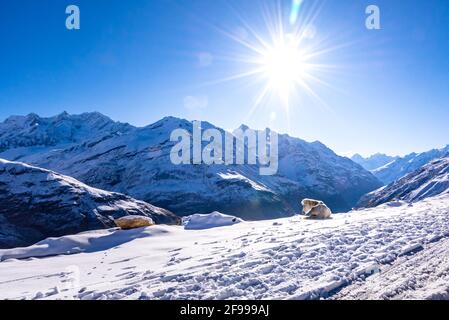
[0, 0, 448, 157]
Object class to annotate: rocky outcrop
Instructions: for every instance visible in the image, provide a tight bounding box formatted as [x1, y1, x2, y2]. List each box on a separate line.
[0, 159, 180, 248]
[114, 216, 155, 230]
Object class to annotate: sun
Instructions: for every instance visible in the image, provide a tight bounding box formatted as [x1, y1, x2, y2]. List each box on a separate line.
[199, 0, 339, 123]
[258, 35, 308, 103]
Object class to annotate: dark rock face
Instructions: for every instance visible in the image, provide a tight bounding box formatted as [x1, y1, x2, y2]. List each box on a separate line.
[357, 157, 449, 208]
[0, 159, 180, 249]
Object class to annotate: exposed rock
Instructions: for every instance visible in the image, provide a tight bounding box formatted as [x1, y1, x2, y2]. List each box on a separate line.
[115, 215, 155, 230]
[0, 159, 180, 248]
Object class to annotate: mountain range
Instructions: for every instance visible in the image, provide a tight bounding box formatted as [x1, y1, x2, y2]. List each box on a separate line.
[372, 146, 449, 184]
[351, 153, 398, 172]
[352, 146, 449, 185]
[357, 157, 449, 208]
[0, 112, 382, 219]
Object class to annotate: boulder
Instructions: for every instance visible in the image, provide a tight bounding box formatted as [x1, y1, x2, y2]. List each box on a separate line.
[114, 215, 155, 230]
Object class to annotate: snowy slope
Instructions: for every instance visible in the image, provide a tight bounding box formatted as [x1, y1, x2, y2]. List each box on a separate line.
[0, 159, 180, 248]
[358, 157, 449, 208]
[333, 236, 449, 300]
[373, 145, 449, 184]
[351, 153, 398, 172]
[1, 194, 449, 300]
[0, 113, 382, 218]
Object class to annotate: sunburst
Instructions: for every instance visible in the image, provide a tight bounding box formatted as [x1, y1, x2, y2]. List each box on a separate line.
[195, 0, 343, 126]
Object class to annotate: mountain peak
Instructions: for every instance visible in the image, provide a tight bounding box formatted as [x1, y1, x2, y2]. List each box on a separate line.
[147, 116, 191, 131]
[237, 124, 250, 131]
[0, 111, 133, 152]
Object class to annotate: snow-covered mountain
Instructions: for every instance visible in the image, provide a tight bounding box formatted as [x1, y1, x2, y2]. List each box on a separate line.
[0, 159, 180, 249]
[351, 153, 398, 171]
[0, 112, 382, 218]
[274, 132, 382, 212]
[358, 157, 449, 208]
[0, 112, 133, 154]
[372, 145, 449, 184]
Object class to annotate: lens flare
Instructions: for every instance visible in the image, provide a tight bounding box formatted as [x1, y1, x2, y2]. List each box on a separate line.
[289, 0, 303, 25]
[196, 0, 342, 127]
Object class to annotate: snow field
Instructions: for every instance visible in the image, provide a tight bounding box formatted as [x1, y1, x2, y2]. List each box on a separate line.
[1, 195, 449, 300]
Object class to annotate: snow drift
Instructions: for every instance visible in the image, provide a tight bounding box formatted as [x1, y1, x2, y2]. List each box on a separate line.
[183, 212, 243, 230]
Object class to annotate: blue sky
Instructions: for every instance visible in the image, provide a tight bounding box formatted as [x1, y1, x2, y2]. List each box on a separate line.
[0, 0, 448, 157]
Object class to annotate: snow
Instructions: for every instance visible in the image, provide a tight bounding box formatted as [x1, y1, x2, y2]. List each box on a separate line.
[359, 157, 449, 208]
[333, 236, 449, 300]
[0, 112, 382, 218]
[1, 194, 449, 300]
[351, 153, 398, 172]
[373, 146, 449, 184]
[0, 158, 180, 248]
[183, 212, 243, 230]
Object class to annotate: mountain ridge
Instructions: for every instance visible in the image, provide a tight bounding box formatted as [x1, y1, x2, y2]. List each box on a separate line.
[0, 112, 382, 218]
[372, 145, 449, 184]
[351, 153, 398, 172]
[357, 157, 449, 208]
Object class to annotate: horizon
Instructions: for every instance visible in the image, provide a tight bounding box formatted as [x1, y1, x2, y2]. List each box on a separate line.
[1, 0, 448, 157]
[1, 109, 447, 159]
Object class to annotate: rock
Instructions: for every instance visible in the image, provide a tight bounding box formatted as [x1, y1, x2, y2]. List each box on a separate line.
[0, 159, 180, 249]
[114, 216, 155, 230]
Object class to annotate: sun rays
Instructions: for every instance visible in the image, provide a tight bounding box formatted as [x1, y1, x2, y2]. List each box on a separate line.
[204, 1, 341, 125]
